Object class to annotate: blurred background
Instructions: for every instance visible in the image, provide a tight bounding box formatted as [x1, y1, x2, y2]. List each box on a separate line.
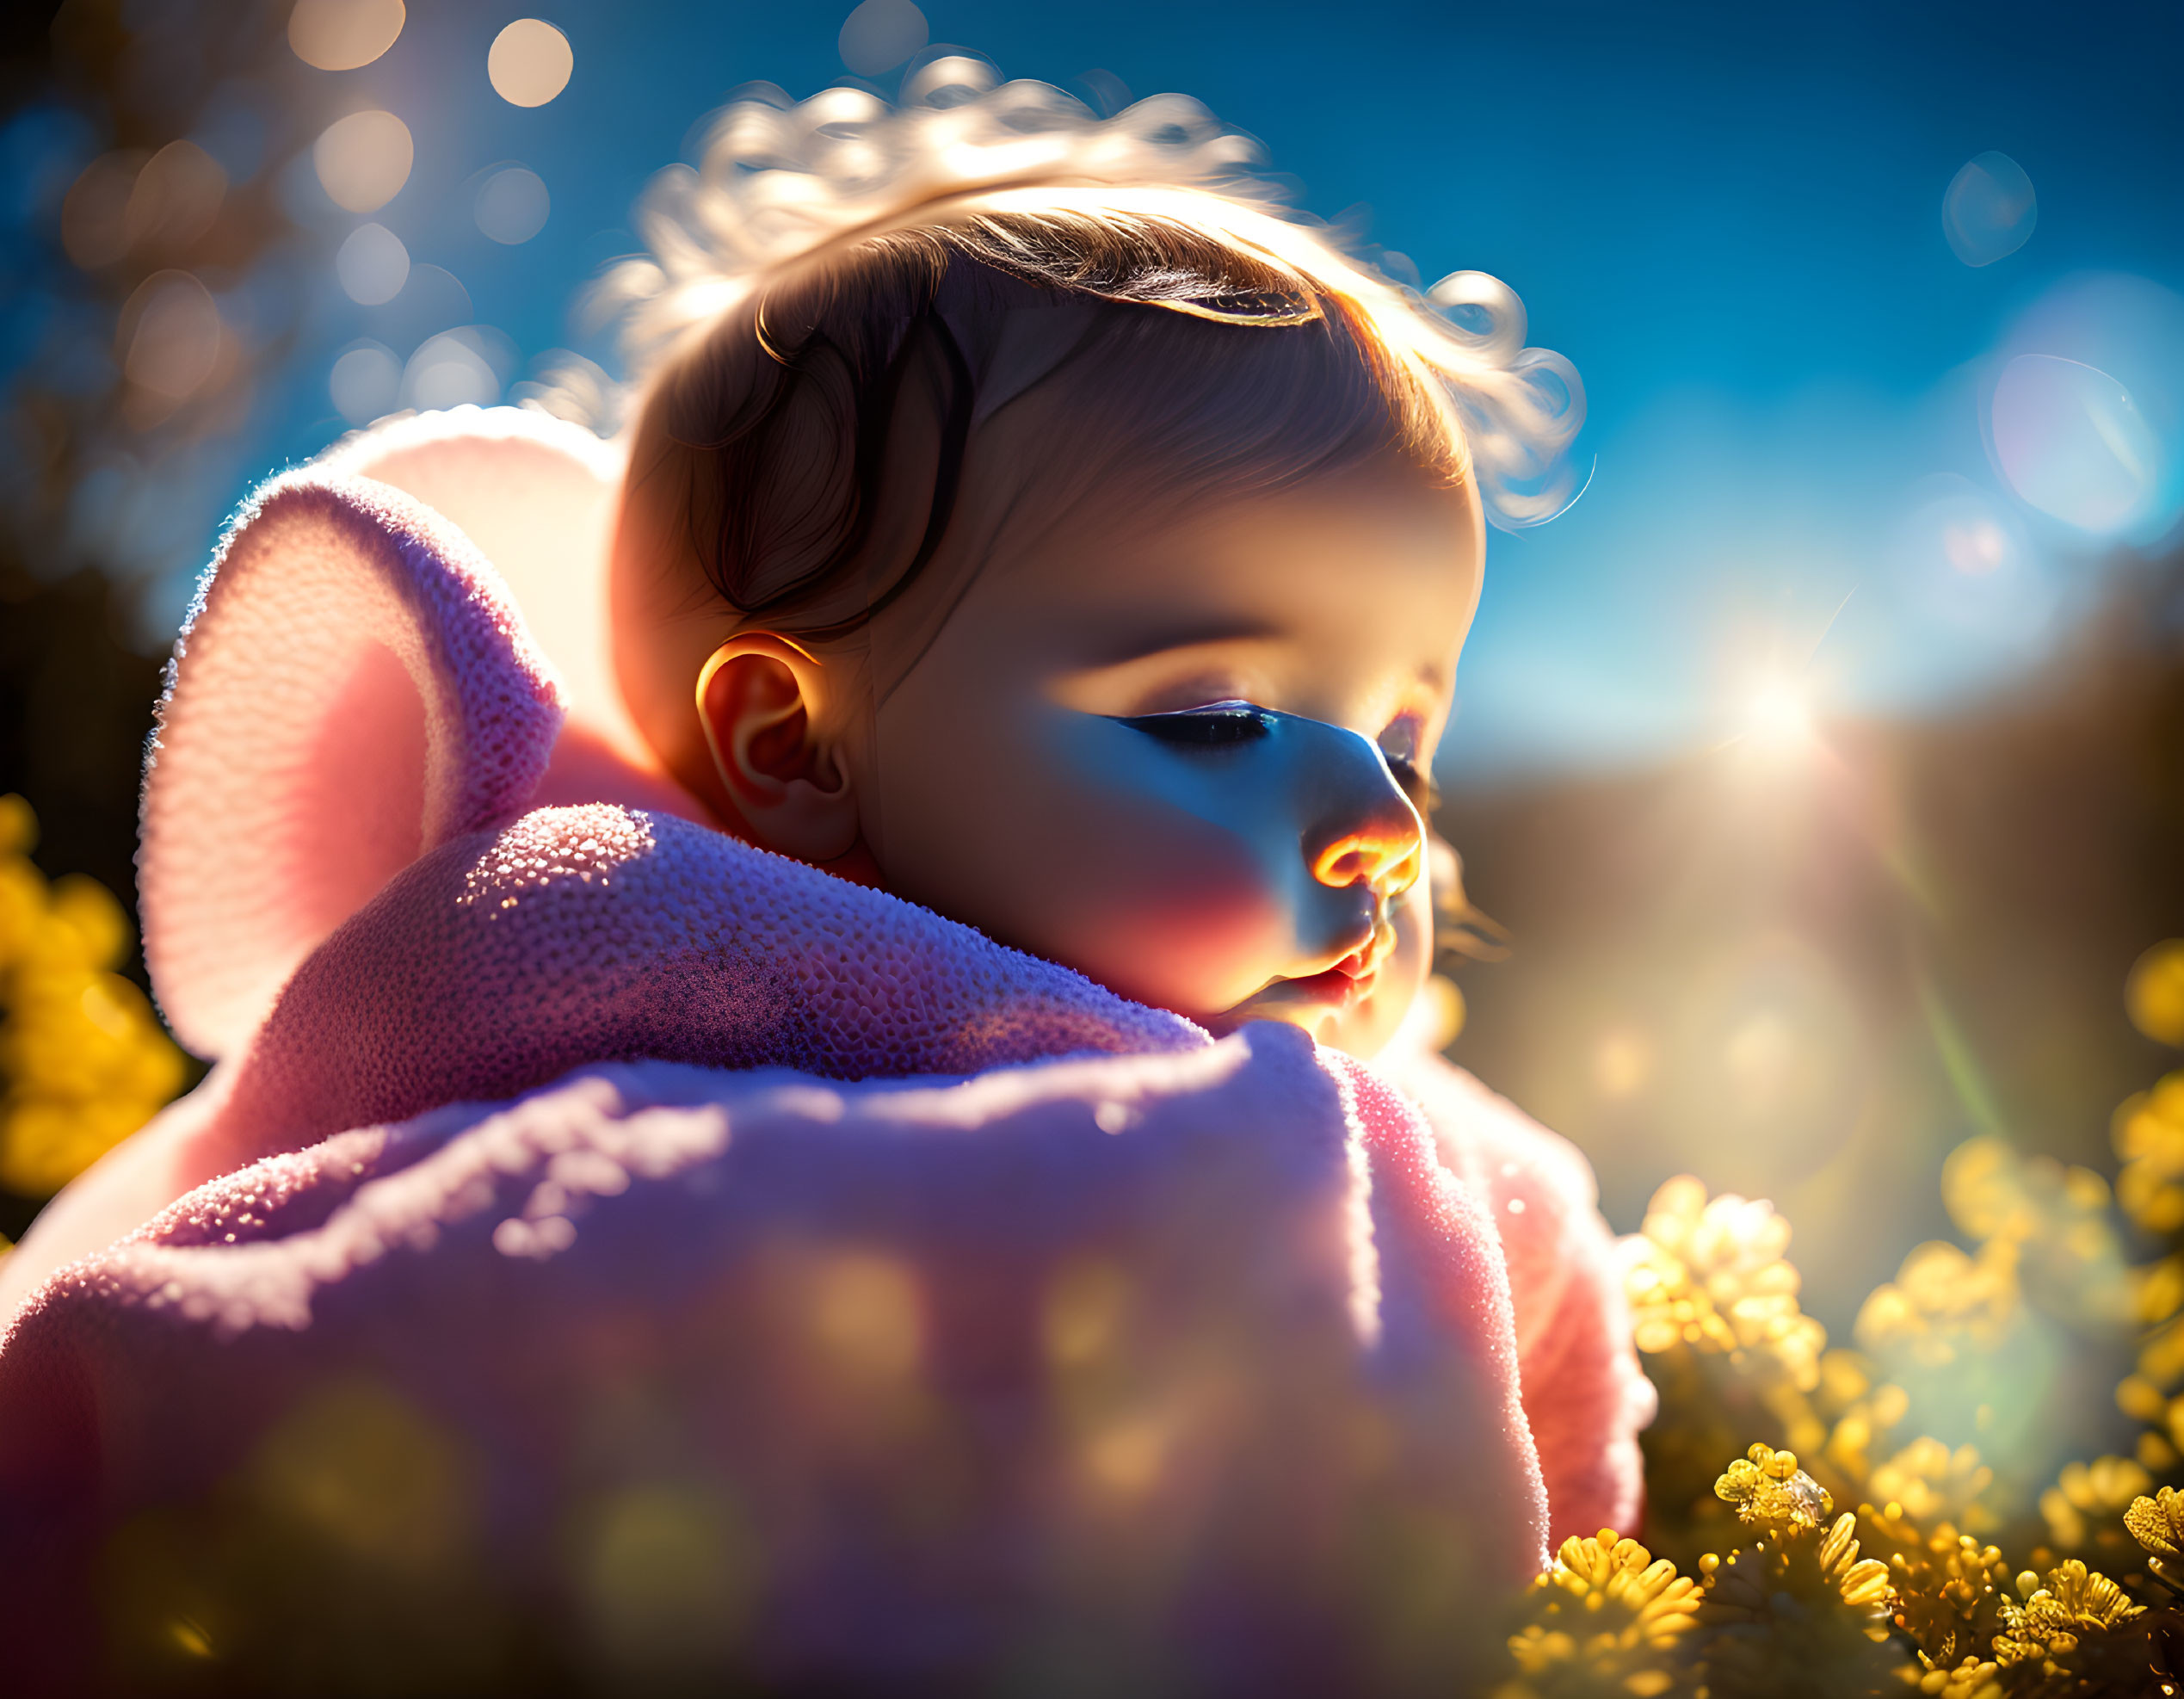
[0, 0, 2181, 1512]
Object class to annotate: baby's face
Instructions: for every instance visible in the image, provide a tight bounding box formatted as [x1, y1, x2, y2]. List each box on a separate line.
[869, 447, 1484, 1060]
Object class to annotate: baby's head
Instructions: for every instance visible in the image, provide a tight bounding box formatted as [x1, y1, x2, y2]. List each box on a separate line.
[607, 84, 1580, 1060]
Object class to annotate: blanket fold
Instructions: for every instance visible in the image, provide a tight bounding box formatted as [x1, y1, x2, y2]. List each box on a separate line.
[0, 1035, 1547, 1691]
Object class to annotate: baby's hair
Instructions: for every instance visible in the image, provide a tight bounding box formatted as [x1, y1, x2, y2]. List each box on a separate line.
[597, 67, 1585, 649]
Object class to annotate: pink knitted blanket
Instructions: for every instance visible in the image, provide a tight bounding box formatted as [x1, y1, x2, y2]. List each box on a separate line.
[0, 411, 1646, 1691]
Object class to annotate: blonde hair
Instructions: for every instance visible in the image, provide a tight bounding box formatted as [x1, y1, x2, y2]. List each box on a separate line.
[597, 68, 1584, 646]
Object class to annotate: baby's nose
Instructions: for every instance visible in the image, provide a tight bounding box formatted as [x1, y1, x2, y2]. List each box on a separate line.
[1304, 739, 1423, 899]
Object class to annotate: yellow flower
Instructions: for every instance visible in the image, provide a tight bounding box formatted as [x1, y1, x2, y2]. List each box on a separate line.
[1821, 1374, 1909, 1488]
[2127, 941, 2184, 1047]
[1819, 1511, 1894, 1619]
[2138, 1256, 2184, 1332]
[1714, 1443, 1832, 1535]
[1700, 1511, 1886, 1625]
[2116, 1075, 2184, 1237]
[2140, 1316, 2184, 1404]
[0, 796, 188, 1196]
[1945, 1137, 2101, 1246]
[1854, 1240, 2018, 1369]
[1941, 1138, 2132, 1330]
[1499, 1529, 1700, 1698]
[1907, 1655, 2004, 1699]
[2119, 1372, 2172, 1425]
[2125, 1486, 2184, 1595]
[1990, 1560, 2144, 1684]
[1866, 1438, 1994, 1532]
[1813, 1349, 1876, 1415]
[1540, 1529, 1705, 1639]
[1879, 1519, 2012, 1671]
[2039, 1456, 2152, 1560]
[1619, 1177, 1825, 1390]
[1697, 1504, 1901, 1696]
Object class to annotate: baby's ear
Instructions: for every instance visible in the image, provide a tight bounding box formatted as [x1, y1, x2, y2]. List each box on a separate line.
[139, 474, 565, 1059]
[695, 636, 864, 868]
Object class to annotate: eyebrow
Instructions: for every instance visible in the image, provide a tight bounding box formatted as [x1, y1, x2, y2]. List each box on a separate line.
[1077, 618, 1288, 669]
[1080, 624, 1457, 710]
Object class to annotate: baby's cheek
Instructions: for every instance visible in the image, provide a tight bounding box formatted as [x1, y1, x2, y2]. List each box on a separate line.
[1032, 807, 1295, 1018]
[869, 710, 1295, 1016]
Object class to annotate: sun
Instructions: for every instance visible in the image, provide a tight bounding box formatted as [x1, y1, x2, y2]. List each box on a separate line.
[1742, 674, 1816, 754]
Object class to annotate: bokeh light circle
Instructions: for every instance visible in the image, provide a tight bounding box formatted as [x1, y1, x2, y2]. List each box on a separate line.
[488, 20, 572, 108]
[474, 166, 549, 244]
[1652, 938, 1872, 1188]
[372, 263, 472, 350]
[313, 109, 413, 213]
[838, 0, 928, 77]
[1943, 151, 2036, 268]
[330, 340, 401, 423]
[288, 0, 405, 71]
[2128, 941, 2184, 1047]
[63, 151, 147, 269]
[118, 271, 221, 399]
[1990, 353, 2162, 534]
[336, 221, 409, 304]
[1885, 473, 2056, 656]
[401, 328, 509, 411]
[123, 141, 225, 256]
[1995, 273, 2184, 544]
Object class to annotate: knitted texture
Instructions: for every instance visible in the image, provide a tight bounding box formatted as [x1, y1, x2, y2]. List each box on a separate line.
[0, 1035, 1548, 1690]
[318, 405, 660, 787]
[139, 473, 565, 1059]
[201, 802, 1208, 1175]
[1384, 1046, 1657, 1544]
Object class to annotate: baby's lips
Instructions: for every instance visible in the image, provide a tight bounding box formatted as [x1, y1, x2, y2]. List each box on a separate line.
[1331, 943, 1377, 982]
[1330, 909, 1401, 983]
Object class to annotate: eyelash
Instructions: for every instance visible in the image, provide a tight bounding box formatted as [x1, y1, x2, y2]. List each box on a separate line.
[1115, 701, 1441, 815]
[1113, 701, 1275, 745]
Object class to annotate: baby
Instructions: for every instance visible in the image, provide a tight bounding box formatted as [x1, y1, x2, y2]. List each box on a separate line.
[0, 78, 1644, 1691]
[607, 97, 1578, 1067]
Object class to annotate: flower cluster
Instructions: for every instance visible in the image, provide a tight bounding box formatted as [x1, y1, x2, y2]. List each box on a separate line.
[1494, 1440, 2184, 1695]
[1496, 1446, 1897, 1697]
[1539, 938, 2184, 1694]
[1496, 1528, 1701, 1697]
[1614, 1177, 1843, 1565]
[1854, 1235, 2020, 1371]
[0, 794, 187, 1199]
[1621, 1178, 1825, 1378]
[2116, 1075, 2184, 1473]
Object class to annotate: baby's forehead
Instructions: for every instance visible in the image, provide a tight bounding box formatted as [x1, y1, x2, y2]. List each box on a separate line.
[936, 422, 1481, 704]
[966, 316, 1471, 536]
[977, 352, 1479, 562]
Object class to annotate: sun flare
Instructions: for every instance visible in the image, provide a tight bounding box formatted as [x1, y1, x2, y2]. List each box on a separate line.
[1741, 674, 1817, 754]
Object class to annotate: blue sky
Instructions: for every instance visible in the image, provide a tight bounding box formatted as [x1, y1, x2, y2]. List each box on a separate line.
[105, 0, 2184, 775]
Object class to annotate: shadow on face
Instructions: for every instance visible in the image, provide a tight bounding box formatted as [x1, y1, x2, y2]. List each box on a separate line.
[868, 440, 1484, 1060]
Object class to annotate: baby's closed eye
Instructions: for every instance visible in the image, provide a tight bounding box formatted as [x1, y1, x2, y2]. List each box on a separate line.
[1109, 701, 1438, 815]
[1110, 701, 1275, 746]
